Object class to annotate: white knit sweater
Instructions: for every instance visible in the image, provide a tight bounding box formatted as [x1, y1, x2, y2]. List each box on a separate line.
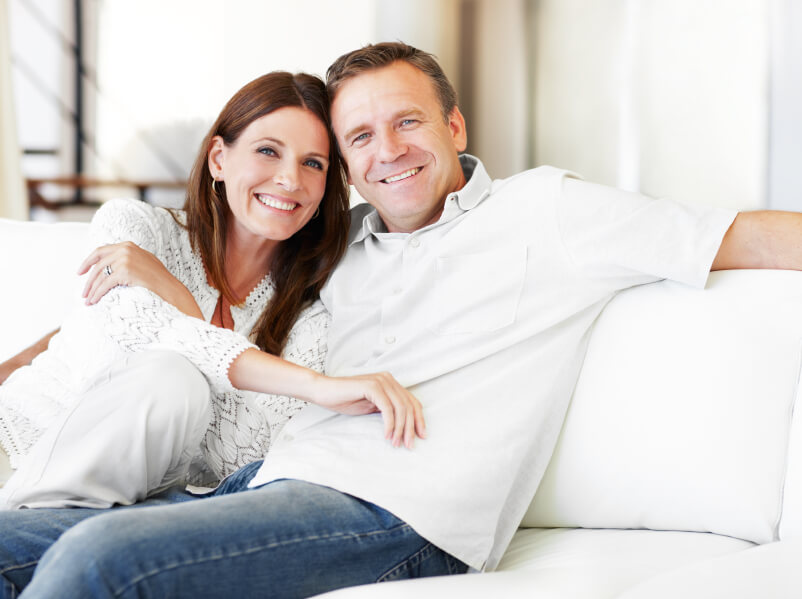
[0, 199, 328, 484]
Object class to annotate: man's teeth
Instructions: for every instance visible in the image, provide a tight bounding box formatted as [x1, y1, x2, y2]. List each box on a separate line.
[383, 167, 420, 183]
[256, 195, 296, 211]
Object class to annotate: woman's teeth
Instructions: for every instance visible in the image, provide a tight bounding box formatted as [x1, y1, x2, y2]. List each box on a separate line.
[383, 167, 420, 183]
[256, 195, 296, 211]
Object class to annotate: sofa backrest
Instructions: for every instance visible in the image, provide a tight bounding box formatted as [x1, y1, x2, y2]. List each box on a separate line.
[522, 270, 802, 546]
[0, 218, 91, 361]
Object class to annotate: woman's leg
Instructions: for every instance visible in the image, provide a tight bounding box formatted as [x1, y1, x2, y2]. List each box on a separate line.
[15, 479, 467, 599]
[0, 446, 11, 488]
[1, 351, 211, 509]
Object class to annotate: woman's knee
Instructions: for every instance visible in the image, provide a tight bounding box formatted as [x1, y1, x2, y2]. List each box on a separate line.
[125, 351, 210, 417]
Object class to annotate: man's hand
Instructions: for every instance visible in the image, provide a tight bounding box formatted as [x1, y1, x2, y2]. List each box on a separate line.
[0, 330, 58, 384]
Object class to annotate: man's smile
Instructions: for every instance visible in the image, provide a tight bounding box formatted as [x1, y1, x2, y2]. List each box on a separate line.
[381, 167, 422, 184]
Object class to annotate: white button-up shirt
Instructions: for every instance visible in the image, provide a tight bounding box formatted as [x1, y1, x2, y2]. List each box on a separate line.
[250, 156, 736, 570]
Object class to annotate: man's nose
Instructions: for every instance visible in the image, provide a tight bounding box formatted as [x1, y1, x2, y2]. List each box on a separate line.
[376, 131, 407, 163]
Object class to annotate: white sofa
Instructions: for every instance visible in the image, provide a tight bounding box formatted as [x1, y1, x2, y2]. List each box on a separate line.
[2, 217, 801, 598]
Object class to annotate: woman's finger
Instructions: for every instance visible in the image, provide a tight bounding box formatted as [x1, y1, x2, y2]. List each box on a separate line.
[88, 275, 120, 305]
[77, 247, 104, 276]
[85, 261, 119, 304]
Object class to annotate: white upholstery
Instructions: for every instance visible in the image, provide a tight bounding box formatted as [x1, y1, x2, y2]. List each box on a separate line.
[523, 271, 802, 545]
[2, 218, 800, 598]
[0, 218, 90, 361]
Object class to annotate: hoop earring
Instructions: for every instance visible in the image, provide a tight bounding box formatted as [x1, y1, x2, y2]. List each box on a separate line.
[313, 207, 320, 219]
[211, 179, 221, 197]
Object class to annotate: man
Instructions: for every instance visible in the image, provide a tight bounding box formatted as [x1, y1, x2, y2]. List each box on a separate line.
[1, 42, 801, 598]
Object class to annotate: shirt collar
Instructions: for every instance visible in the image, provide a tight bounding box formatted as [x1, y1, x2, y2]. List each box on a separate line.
[350, 154, 492, 245]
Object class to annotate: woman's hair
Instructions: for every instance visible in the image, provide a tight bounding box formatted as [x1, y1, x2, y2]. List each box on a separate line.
[183, 72, 349, 356]
[326, 41, 457, 122]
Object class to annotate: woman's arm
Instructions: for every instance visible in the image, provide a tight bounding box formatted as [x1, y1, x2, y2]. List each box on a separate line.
[78, 242, 202, 319]
[228, 348, 426, 449]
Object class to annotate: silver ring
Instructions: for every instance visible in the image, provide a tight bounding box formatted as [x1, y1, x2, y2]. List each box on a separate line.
[104, 264, 113, 277]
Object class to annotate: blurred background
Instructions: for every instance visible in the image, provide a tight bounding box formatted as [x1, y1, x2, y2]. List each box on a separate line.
[1, 0, 800, 222]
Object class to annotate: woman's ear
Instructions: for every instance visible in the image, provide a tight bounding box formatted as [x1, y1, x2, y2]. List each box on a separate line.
[207, 135, 225, 180]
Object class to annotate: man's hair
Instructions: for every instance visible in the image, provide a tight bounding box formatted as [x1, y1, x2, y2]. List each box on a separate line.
[326, 41, 458, 121]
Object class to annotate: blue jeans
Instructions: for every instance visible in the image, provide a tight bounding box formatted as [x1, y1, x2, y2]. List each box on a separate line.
[0, 461, 466, 598]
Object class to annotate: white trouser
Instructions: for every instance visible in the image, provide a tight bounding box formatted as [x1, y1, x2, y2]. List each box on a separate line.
[0, 444, 11, 488]
[0, 350, 211, 509]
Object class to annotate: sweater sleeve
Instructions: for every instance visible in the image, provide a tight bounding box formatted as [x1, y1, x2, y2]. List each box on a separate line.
[86, 198, 255, 395]
[93, 286, 255, 396]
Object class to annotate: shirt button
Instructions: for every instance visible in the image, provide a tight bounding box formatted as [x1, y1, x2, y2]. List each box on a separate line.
[385, 336, 396, 344]
[409, 238, 420, 248]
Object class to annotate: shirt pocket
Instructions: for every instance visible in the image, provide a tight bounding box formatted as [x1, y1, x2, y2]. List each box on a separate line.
[430, 243, 527, 335]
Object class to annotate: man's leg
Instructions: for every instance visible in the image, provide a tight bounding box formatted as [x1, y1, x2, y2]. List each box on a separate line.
[17, 478, 467, 599]
[0, 486, 195, 599]
[1, 351, 210, 509]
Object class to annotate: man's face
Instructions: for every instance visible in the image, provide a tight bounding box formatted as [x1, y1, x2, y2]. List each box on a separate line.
[331, 61, 468, 233]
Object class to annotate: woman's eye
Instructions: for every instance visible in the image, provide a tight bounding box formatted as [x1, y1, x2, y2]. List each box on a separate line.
[258, 147, 277, 156]
[304, 159, 324, 170]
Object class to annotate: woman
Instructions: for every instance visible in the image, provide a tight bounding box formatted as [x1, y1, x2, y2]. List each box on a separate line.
[0, 72, 423, 509]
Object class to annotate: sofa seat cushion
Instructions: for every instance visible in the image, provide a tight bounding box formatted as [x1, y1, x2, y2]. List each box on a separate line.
[313, 529, 752, 599]
[618, 538, 802, 599]
[494, 527, 752, 597]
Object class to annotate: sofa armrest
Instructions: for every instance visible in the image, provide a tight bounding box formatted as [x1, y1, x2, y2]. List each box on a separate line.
[617, 539, 802, 599]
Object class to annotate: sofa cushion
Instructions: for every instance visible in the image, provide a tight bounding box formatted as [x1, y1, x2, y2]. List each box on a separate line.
[523, 270, 802, 544]
[0, 218, 91, 361]
[314, 529, 753, 599]
[617, 538, 802, 599]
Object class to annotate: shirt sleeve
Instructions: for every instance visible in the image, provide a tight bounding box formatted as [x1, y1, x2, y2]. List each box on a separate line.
[86, 198, 255, 395]
[556, 176, 738, 288]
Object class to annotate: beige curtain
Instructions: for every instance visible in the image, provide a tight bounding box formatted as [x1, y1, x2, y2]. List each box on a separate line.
[0, 0, 27, 220]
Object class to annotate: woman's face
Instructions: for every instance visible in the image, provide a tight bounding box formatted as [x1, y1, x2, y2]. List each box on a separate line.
[209, 106, 330, 247]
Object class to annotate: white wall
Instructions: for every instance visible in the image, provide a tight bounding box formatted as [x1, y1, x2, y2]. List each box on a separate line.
[533, 0, 769, 210]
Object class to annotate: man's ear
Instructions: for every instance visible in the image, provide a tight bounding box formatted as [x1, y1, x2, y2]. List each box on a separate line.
[207, 136, 225, 179]
[448, 106, 468, 153]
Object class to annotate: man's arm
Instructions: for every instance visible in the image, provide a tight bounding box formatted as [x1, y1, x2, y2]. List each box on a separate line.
[712, 211, 802, 271]
[0, 330, 58, 384]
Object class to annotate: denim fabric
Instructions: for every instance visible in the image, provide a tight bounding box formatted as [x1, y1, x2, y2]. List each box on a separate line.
[0, 462, 466, 598]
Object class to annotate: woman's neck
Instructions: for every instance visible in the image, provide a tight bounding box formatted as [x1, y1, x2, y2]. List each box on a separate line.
[224, 228, 279, 303]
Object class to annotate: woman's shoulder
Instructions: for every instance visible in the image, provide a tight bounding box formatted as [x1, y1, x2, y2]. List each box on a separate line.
[91, 199, 188, 254]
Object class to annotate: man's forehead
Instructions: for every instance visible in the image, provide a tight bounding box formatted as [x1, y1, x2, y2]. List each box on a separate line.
[331, 64, 437, 131]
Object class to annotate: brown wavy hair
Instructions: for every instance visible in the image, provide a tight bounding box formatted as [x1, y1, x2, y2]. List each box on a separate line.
[183, 72, 349, 356]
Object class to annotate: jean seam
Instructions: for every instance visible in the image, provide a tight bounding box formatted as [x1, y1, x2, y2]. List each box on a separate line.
[113, 523, 412, 597]
[376, 541, 437, 582]
[1, 560, 36, 599]
[0, 560, 39, 577]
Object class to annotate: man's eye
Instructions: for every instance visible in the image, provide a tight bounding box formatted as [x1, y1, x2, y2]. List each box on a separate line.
[400, 119, 417, 126]
[353, 133, 370, 144]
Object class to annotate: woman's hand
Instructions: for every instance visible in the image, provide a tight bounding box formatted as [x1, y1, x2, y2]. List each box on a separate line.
[78, 242, 203, 318]
[228, 349, 426, 449]
[307, 372, 426, 449]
